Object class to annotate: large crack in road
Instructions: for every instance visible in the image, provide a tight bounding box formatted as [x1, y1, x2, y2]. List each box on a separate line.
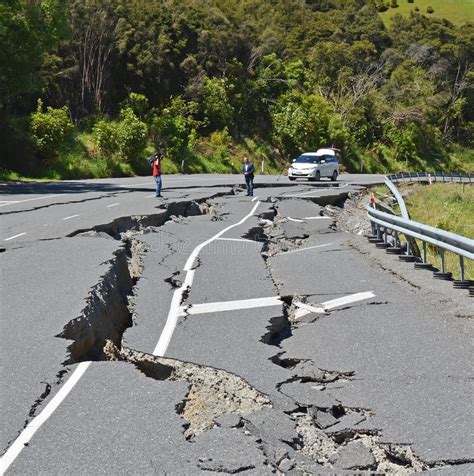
[4, 185, 473, 474]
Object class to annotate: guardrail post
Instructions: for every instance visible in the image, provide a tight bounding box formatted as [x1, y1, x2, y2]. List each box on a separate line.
[460, 256, 465, 282]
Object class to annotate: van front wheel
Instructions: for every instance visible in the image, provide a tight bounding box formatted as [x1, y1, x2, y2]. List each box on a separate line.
[331, 170, 338, 181]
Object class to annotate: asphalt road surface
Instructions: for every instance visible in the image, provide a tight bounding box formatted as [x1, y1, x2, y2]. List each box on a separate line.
[1, 174, 472, 475]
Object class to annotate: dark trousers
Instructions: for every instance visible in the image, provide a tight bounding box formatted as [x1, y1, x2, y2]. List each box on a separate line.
[245, 175, 254, 196]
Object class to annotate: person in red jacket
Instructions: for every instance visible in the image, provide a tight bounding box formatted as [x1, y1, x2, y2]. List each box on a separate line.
[149, 151, 163, 197]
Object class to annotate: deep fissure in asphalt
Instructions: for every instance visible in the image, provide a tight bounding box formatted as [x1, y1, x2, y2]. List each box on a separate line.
[13, 187, 471, 473]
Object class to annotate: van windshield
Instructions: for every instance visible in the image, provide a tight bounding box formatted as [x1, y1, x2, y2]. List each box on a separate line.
[294, 155, 321, 164]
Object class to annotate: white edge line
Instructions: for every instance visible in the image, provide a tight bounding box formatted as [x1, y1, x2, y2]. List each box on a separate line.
[251, 196, 259, 202]
[294, 291, 376, 320]
[183, 201, 260, 272]
[0, 362, 91, 474]
[322, 291, 376, 310]
[106, 203, 119, 208]
[217, 238, 254, 243]
[3, 232, 27, 241]
[278, 243, 333, 256]
[180, 296, 282, 316]
[63, 214, 80, 221]
[154, 201, 261, 357]
[153, 270, 195, 356]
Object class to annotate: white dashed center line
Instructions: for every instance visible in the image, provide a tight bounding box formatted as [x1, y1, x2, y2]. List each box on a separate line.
[3, 232, 27, 241]
[63, 214, 80, 220]
[106, 203, 119, 208]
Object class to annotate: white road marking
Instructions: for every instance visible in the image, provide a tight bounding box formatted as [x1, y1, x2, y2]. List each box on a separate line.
[285, 183, 348, 197]
[287, 216, 331, 223]
[294, 301, 328, 317]
[278, 243, 333, 256]
[62, 214, 80, 220]
[3, 232, 27, 241]
[106, 203, 119, 208]
[217, 238, 254, 243]
[294, 291, 376, 319]
[251, 196, 259, 202]
[0, 194, 62, 207]
[146, 194, 157, 198]
[183, 201, 261, 272]
[153, 201, 261, 357]
[0, 362, 91, 475]
[180, 296, 282, 316]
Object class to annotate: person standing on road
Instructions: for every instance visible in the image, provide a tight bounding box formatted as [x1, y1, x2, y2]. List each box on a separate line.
[242, 156, 255, 197]
[149, 151, 163, 197]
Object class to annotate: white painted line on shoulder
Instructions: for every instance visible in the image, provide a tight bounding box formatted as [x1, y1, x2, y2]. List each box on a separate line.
[294, 301, 327, 317]
[3, 232, 27, 241]
[63, 214, 80, 220]
[153, 270, 195, 357]
[322, 291, 376, 310]
[294, 291, 376, 320]
[0, 362, 91, 475]
[106, 203, 119, 208]
[154, 201, 261, 357]
[183, 201, 260, 272]
[0, 194, 62, 207]
[180, 296, 282, 316]
[146, 194, 157, 198]
[288, 216, 330, 223]
[251, 196, 259, 202]
[217, 238, 255, 243]
[278, 243, 333, 256]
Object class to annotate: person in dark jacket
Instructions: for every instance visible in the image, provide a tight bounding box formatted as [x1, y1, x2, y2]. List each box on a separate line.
[242, 156, 255, 196]
[149, 151, 163, 197]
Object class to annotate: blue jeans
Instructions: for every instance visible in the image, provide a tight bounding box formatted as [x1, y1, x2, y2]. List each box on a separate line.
[154, 175, 162, 196]
[245, 175, 254, 196]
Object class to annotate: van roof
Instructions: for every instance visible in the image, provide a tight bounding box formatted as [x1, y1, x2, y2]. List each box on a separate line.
[301, 148, 336, 156]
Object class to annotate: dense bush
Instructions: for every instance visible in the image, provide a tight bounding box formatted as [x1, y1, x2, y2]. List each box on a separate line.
[30, 100, 74, 159]
[93, 108, 147, 161]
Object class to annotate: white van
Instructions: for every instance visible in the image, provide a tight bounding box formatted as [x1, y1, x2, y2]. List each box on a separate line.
[288, 148, 339, 181]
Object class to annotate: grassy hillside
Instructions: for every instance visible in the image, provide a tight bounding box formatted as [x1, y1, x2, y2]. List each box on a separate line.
[379, 0, 474, 26]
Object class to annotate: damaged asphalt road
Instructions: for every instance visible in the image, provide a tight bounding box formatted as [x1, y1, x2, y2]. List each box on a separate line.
[1, 174, 473, 475]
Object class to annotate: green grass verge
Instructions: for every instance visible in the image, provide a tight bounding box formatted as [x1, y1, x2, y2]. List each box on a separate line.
[372, 183, 473, 280]
[379, 0, 474, 27]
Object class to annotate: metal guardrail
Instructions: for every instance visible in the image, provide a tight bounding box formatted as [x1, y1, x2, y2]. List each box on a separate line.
[367, 176, 474, 290]
[388, 172, 472, 184]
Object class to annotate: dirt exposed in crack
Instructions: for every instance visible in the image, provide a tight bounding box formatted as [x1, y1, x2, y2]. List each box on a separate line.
[57, 194, 230, 364]
[103, 341, 272, 439]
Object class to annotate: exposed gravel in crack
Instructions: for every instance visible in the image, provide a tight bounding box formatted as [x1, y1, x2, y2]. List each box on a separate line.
[103, 342, 272, 439]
